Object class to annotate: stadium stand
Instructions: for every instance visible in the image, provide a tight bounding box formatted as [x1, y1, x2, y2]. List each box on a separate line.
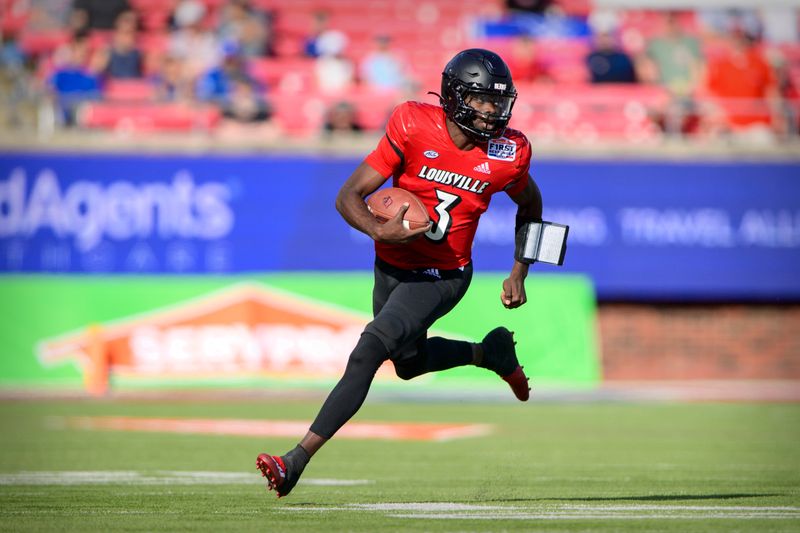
[1, 0, 798, 144]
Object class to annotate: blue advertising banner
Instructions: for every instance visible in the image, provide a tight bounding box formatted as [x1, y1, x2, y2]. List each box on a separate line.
[1, 152, 798, 300]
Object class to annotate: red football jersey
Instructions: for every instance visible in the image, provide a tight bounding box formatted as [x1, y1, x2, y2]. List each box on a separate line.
[364, 101, 532, 270]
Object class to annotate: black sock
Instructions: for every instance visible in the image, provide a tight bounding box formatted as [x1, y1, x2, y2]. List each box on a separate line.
[424, 337, 474, 373]
[394, 336, 475, 380]
[284, 445, 310, 473]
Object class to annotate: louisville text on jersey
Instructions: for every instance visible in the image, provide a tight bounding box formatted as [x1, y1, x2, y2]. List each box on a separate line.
[417, 165, 491, 195]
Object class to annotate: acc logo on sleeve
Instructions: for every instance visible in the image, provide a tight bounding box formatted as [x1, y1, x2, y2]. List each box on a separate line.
[487, 138, 517, 161]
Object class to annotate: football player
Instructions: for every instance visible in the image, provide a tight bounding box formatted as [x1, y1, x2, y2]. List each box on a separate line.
[257, 48, 543, 497]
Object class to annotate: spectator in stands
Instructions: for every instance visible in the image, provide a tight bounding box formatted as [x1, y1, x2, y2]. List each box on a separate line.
[698, 8, 762, 39]
[95, 12, 143, 79]
[645, 11, 704, 136]
[505, 0, 553, 15]
[586, 31, 638, 84]
[773, 53, 799, 136]
[359, 35, 411, 91]
[1, 30, 25, 74]
[71, 0, 131, 31]
[49, 29, 102, 126]
[168, 0, 220, 80]
[506, 35, 552, 83]
[220, 75, 272, 123]
[1, 29, 27, 128]
[196, 42, 256, 104]
[705, 27, 785, 143]
[760, 7, 800, 44]
[646, 12, 703, 96]
[304, 11, 331, 58]
[323, 101, 363, 135]
[710, 8, 800, 46]
[152, 54, 193, 102]
[215, 75, 278, 142]
[313, 30, 354, 94]
[114, 10, 138, 33]
[217, 0, 275, 58]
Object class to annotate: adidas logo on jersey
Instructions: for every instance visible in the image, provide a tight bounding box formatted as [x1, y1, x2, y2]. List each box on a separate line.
[473, 162, 491, 175]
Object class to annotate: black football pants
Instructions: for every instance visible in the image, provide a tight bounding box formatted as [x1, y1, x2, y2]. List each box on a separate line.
[309, 258, 475, 439]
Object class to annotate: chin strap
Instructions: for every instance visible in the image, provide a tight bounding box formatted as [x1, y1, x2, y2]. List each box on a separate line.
[427, 91, 444, 105]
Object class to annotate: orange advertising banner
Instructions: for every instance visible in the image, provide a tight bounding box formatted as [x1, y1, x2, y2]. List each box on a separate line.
[38, 283, 388, 381]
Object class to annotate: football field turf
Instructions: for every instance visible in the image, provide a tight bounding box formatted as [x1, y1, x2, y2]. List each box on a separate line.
[0, 397, 798, 532]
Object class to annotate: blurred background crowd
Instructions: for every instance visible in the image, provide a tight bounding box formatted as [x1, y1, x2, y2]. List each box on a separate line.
[1, 0, 798, 148]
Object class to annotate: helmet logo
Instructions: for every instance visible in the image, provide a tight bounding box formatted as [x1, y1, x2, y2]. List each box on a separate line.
[493, 83, 507, 90]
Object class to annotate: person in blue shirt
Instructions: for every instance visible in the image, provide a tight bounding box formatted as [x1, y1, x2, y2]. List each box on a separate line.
[586, 32, 638, 84]
[49, 29, 102, 125]
[195, 42, 255, 103]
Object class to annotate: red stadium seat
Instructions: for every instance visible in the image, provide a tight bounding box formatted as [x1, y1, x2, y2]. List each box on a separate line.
[778, 42, 800, 64]
[19, 30, 70, 56]
[250, 57, 315, 91]
[80, 102, 221, 132]
[140, 10, 171, 32]
[1, 5, 27, 34]
[270, 93, 325, 137]
[553, 0, 592, 17]
[128, 0, 164, 11]
[349, 87, 402, 130]
[103, 79, 157, 102]
[138, 32, 169, 55]
[88, 30, 113, 48]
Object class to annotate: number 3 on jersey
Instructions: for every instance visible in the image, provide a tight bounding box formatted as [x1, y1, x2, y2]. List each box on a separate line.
[425, 189, 461, 242]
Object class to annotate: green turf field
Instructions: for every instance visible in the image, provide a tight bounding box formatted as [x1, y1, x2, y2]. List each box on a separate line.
[0, 398, 798, 532]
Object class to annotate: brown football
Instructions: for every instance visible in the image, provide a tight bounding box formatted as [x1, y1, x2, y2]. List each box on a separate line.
[366, 187, 430, 230]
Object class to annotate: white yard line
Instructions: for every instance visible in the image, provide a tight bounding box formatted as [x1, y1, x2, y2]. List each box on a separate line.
[350, 503, 510, 511]
[280, 502, 800, 520]
[389, 512, 800, 520]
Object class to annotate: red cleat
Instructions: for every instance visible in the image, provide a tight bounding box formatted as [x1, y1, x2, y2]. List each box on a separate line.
[502, 365, 531, 401]
[256, 453, 297, 498]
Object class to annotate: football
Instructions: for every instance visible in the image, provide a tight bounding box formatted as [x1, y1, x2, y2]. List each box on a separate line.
[366, 187, 430, 230]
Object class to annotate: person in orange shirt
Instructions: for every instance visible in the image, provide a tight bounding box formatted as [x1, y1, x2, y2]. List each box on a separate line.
[705, 28, 785, 139]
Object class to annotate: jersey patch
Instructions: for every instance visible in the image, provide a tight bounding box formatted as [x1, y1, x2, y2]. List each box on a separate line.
[423, 150, 439, 159]
[487, 138, 517, 161]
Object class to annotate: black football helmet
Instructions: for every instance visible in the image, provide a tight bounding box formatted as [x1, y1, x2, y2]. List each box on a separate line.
[440, 48, 517, 142]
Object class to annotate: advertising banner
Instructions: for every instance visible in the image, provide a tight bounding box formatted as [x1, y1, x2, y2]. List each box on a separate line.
[1, 152, 798, 300]
[0, 274, 598, 389]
